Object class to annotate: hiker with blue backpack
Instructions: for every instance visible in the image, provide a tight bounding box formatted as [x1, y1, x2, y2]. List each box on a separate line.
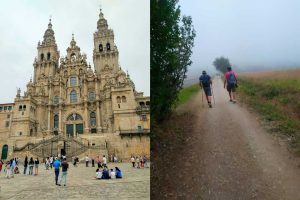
[224, 67, 238, 103]
[199, 70, 213, 108]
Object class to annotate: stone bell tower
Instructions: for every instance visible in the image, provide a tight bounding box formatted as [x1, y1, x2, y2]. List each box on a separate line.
[93, 9, 119, 75]
[33, 19, 60, 82]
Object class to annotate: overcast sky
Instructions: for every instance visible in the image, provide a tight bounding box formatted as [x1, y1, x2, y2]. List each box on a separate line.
[180, 0, 300, 80]
[0, 0, 149, 104]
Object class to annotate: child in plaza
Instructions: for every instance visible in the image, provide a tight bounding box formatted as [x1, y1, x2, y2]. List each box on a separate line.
[95, 168, 102, 179]
[110, 168, 116, 179]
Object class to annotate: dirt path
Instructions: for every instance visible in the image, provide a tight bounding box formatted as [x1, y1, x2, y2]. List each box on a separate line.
[174, 76, 300, 199]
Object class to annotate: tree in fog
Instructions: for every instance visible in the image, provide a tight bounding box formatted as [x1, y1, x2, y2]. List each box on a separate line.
[151, 0, 196, 124]
[213, 57, 232, 74]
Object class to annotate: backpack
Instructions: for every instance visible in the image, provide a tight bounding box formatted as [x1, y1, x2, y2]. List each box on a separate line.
[200, 75, 210, 87]
[227, 72, 236, 85]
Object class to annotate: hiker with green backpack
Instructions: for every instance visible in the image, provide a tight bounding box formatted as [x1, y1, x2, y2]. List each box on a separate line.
[199, 70, 213, 108]
[224, 67, 238, 103]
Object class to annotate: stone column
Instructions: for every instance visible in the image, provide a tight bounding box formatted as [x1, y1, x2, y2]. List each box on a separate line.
[84, 102, 89, 134]
[47, 83, 52, 134]
[47, 106, 51, 134]
[96, 101, 101, 133]
[59, 105, 62, 135]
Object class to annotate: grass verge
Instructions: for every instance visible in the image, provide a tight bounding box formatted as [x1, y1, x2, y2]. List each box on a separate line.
[177, 84, 200, 106]
[238, 75, 300, 154]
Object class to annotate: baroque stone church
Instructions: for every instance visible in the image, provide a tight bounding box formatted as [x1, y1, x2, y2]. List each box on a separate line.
[0, 9, 150, 160]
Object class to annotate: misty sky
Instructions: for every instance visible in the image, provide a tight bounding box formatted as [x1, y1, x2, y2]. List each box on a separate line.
[0, 0, 149, 104]
[180, 0, 300, 79]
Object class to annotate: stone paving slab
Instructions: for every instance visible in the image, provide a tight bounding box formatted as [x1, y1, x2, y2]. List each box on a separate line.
[0, 163, 150, 200]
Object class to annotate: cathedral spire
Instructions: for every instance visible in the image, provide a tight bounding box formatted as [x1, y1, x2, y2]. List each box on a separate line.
[42, 17, 56, 46]
[97, 8, 108, 30]
[70, 33, 77, 47]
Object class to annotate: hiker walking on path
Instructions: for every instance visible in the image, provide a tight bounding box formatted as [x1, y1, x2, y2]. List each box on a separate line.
[199, 70, 213, 108]
[224, 67, 238, 103]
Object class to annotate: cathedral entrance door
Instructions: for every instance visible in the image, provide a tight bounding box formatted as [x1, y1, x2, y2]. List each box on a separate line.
[66, 124, 74, 138]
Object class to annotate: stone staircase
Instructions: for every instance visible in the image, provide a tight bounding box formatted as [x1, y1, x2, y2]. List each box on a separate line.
[13, 135, 107, 160]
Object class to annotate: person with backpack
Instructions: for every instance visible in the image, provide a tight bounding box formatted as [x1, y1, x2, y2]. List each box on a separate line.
[224, 67, 238, 103]
[199, 70, 213, 108]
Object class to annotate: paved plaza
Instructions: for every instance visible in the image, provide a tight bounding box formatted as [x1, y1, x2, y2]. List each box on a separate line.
[0, 162, 150, 200]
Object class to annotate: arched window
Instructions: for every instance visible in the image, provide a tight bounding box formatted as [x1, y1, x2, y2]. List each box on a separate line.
[19, 105, 22, 111]
[79, 68, 83, 75]
[88, 91, 95, 102]
[139, 102, 145, 106]
[53, 96, 59, 104]
[122, 96, 126, 103]
[54, 114, 59, 129]
[117, 96, 121, 103]
[70, 77, 77, 86]
[67, 113, 82, 121]
[106, 43, 110, 51]
[41, 53, 44, 61]
[90, 112, 96, 127]
[23, 105, 26, 110]
[75, 114, 83, 120]
[64, 70, 68, 77]
[47, 52, 51, 60]
[99, 44, 103, 52]
[146, 101, 150, 106]
[67, 114, 74, 121]
[70, 90, 77, 103]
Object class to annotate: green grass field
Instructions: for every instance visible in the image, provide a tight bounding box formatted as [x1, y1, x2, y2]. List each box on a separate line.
[177, 84, 200, 106]
[238, 70, 300, 154]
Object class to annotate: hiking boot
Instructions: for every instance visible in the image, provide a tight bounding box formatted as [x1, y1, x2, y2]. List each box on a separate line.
[209, 104, 212, 108]
[229, 99, 233, 102]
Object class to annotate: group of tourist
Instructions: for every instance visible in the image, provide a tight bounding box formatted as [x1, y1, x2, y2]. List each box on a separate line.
[130, 155, 149, 168]
[1, 158, 20, 178]
[84, 155, 108, 168]
[23, 156, 40, 176]
[95, 166, 123, 180]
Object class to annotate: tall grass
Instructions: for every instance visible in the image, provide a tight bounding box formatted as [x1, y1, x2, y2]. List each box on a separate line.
[239, 72, 300, 154]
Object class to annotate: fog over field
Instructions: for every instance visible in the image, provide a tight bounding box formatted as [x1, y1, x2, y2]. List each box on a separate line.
[180, 0, 300, 86]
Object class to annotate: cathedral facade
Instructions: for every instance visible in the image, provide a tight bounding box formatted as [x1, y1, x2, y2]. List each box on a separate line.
[0, 9, 150, 160]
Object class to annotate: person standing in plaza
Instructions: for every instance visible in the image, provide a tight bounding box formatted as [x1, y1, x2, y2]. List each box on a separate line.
[59, 158, 69, 186]
[10, 158, 16, 177]
[50, 156, 53, 169]
[23, 156, 28, 175]
[5, 160, 11, 178]
[131, 156, 135, 167]
[85, 155, 89, 167]
[28, 157, 34, 175]
[34, 157, 39, 175]
[53, 157, 61, 185]
[92, 157, 95, 167]
[136, 156, 140, 168]
[102, 155, 107, 168]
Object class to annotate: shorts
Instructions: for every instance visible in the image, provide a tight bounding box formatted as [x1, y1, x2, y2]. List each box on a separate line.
[203, 87, 212, 96]
[227, 83, 236, 92]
